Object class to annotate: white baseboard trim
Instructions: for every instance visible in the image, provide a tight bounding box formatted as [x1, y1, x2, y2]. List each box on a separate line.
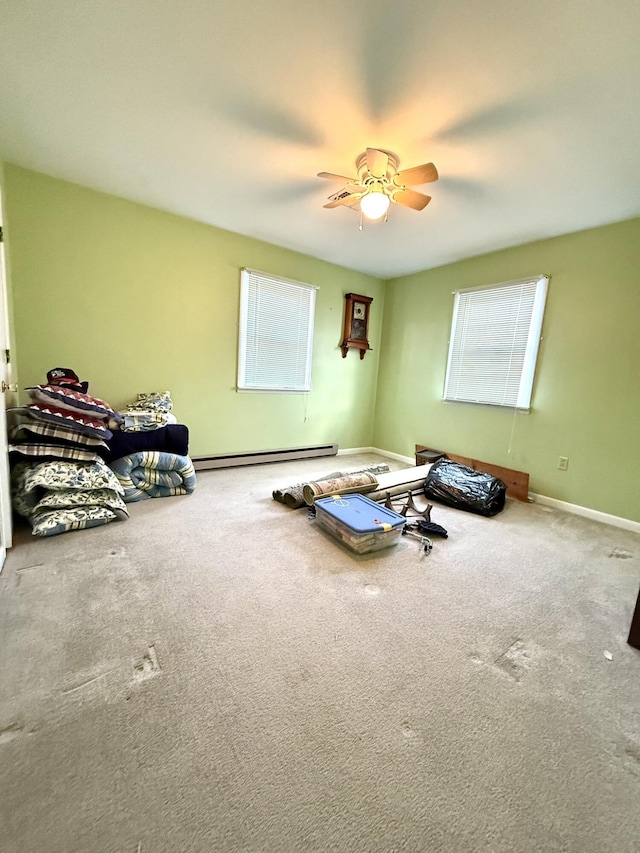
[530, 493, 640, 535]
[338, 446, 415, 465]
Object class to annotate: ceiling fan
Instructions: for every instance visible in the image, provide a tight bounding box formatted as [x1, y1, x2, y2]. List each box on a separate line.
[318, 148, 438, 221]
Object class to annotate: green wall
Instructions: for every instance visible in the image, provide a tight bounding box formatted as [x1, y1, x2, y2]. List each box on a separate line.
[3, 166, 383, 458]
[4, 164, 639, 523]
[374, 218, 640, 522]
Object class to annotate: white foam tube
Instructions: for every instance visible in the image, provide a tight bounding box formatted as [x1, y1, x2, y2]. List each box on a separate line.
[366, 465, 432, 502]
[367, 478, 429, 502]
[376, 464, 431, 486]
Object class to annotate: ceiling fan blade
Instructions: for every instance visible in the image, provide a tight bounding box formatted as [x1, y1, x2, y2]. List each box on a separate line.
[323, 189, 362, 208]
[365, 148, 389, 178]
[318, 171, 359, 183]
[392, 189, 432, 211]
[395, 162, 439, 186]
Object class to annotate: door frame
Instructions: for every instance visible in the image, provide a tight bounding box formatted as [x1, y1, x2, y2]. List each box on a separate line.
[0, 194, 15, 570]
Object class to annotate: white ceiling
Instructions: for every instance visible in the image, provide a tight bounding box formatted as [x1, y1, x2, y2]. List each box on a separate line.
[1, 0, 639, 278]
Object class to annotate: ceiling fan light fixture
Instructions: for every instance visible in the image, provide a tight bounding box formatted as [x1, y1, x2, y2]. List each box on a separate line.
[319, 148, 437, 218]
[360, 185, 390, 220]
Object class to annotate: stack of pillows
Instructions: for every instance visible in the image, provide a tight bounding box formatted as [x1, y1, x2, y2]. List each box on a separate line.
[9, 368, 129, 537]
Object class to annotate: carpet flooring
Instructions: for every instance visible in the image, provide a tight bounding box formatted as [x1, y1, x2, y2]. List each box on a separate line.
[1, 453, 639, 852]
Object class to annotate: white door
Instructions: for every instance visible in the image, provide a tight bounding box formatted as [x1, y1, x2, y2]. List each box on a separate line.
[0, 199, 14, 572]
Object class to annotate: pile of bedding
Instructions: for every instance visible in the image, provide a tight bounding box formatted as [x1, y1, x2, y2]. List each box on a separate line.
[10, 376, 197, 528]
[8, 368, 130, 536]
[9, 375, 121, 463]
[107, 391, 196, 502]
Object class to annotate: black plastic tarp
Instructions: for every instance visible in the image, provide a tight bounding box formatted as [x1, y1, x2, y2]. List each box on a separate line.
[423, 458, 506, 517]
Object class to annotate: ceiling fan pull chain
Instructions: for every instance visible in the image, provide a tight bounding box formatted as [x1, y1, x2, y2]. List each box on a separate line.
[359, 210, 363, 232]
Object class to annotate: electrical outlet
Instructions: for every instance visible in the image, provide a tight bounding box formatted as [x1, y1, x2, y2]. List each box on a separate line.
[558, 456, 569, 471]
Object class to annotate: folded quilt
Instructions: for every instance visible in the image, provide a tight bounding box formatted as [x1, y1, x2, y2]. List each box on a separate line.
[104, 423, 189, 463]
[9, 442, 103, 463]
[120, 411, 177, 432]
[119, 391, 176, 432]
[110, 451, 196, 502]
[127, 391, 173, 414]
[8, 420, 109, 463]
[9, 420, 110, 449]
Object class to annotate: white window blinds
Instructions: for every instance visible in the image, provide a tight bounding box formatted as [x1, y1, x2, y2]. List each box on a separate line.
[238, 268, 317, 392]
[443, 275, 548, 409]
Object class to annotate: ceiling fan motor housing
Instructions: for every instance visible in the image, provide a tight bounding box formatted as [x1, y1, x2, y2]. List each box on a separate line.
[355, 149, 400, 183]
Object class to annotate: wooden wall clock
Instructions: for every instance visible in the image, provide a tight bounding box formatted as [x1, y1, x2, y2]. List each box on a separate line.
[340, 293, 373, 359]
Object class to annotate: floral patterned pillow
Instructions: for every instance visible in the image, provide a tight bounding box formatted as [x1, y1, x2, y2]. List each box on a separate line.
[30, 506, 119, 537]
[128, 391, 173, 413]
[22, 458, 124, 495]
[34, 488, 129, 520]
[10, 462, 40, 518]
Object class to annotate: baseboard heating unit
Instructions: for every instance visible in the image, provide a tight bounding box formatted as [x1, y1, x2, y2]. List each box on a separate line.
[193, 444, 338, 471]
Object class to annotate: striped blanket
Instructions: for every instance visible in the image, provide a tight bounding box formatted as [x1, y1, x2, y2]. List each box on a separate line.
[110, 451, 196, 502]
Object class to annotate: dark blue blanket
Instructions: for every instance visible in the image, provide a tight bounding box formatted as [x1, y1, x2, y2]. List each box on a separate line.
[104, 424, 189, 464]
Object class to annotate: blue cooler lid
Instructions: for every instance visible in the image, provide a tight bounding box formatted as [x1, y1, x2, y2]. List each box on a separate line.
[315, 493, 405, 533]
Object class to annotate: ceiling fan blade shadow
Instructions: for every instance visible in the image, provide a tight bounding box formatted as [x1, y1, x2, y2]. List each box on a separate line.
[219, 97, 322, 146]
[436, 176, 486, 200]
[262, 180, 323, 203]
[433, 98, 536, 143]
[393, 189, 431, 210]
[358, 11, 425, 120]
[395, 162, 438, 186]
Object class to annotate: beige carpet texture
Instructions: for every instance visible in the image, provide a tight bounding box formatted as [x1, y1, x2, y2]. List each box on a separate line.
[1, 452, 639, 853]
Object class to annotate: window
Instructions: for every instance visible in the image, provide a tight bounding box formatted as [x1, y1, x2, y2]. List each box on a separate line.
[238, 268, 317, 392]
[443, 275, 548, 410]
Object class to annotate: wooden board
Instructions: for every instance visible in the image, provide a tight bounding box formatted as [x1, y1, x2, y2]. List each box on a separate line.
[415, 445, 530, 502]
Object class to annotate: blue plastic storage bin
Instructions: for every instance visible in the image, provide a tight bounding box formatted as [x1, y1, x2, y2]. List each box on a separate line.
[314, 493, 406, 554]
